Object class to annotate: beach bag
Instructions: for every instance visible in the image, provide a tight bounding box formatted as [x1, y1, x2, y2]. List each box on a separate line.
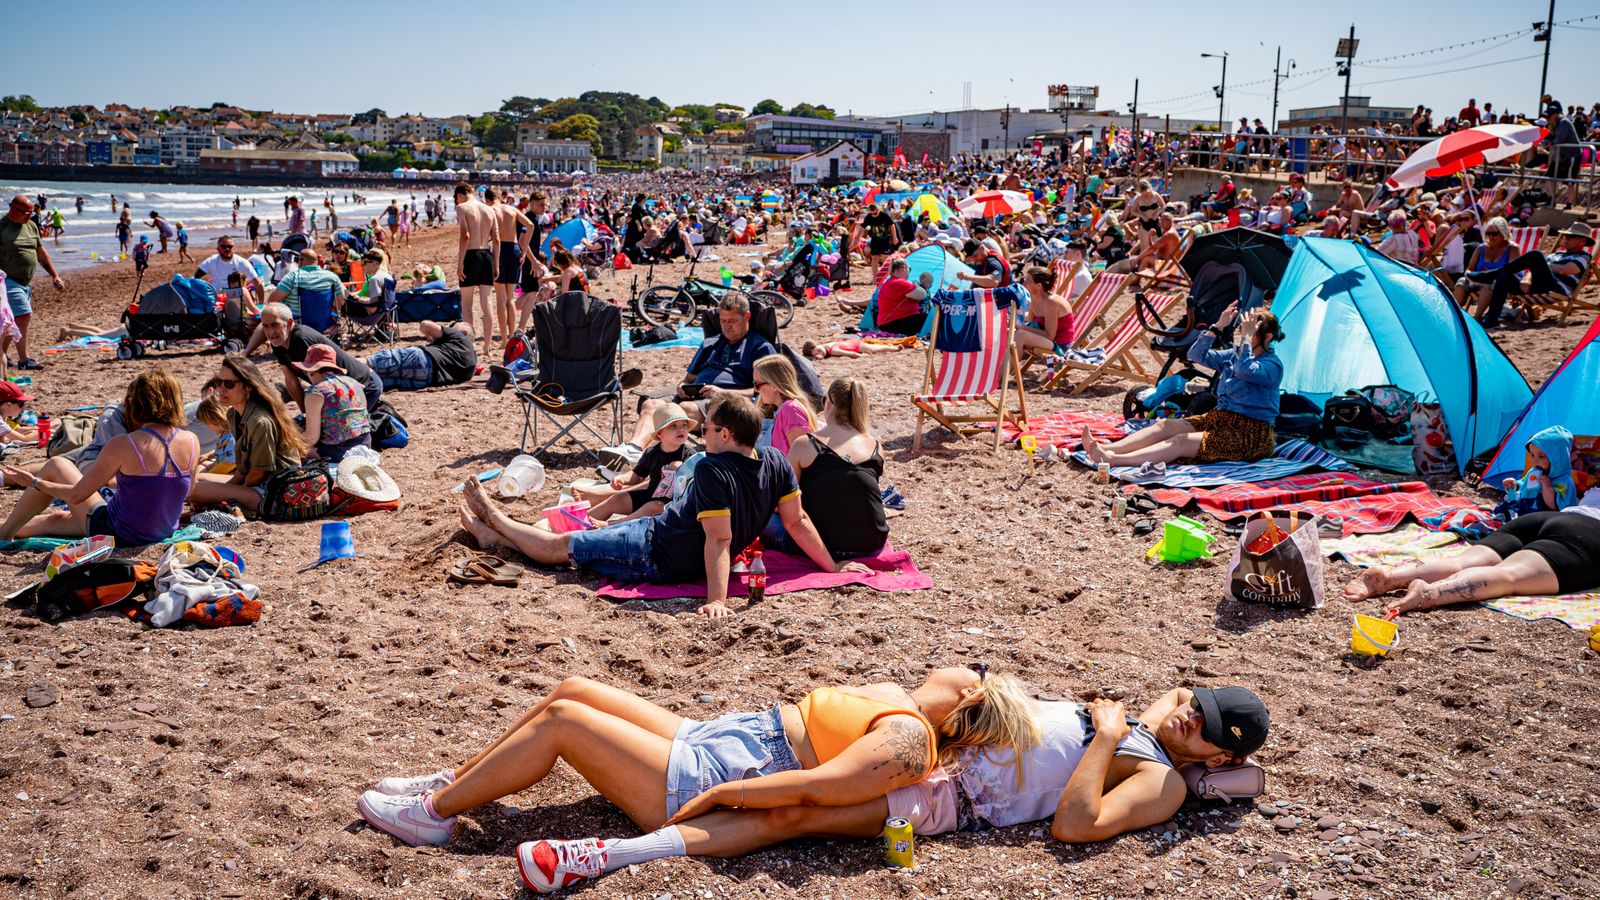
[1410, 396, 1458, 477]
[1274, 392, 1323, 439]
[1322, 393, 1379, 436]
[259, 462, 334, 522]
[370, 400, 410, 450]
[44, 535, 116, 582]
[46, 411, 100, 458]
[1180, 760, 1267, 802]
[630, 324, 677, 347]
[1224, 512, 1325, 610]
[1357, 384, 1414, 437]
[34, 560, 159, 624]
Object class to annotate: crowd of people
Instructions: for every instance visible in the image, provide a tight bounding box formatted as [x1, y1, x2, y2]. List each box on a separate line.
[0, 101, 1596, 890]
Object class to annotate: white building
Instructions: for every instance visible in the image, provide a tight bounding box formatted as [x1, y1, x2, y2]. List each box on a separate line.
[857, 107, 1207, 158]
[518, 138, 596, 174]
[160, 127, 225, 166]
[789, 140, 865, 185]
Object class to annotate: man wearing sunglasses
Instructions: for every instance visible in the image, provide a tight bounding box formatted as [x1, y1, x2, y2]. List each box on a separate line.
[508, 684, 1268, 886]
[2, 194, 67, 370]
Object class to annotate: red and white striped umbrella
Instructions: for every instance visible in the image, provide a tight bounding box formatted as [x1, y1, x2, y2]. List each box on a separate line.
[957, 189, 1033, 219]
[1386, 123, 1548, 189]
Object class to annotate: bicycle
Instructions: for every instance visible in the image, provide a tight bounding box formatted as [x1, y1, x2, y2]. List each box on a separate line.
[633, 256, 794, 329]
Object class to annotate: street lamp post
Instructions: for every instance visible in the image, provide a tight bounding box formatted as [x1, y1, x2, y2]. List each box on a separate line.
[1201, 52, 1228, 133]
[1000, 104, 1011, 155]
[1270, 47, 1296, 133]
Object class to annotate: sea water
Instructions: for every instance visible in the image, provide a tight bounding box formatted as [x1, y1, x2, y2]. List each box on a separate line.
[2, 179, 449, 272]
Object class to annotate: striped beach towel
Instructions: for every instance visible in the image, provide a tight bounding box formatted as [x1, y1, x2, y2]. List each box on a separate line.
[1144, 472, 1494, 536]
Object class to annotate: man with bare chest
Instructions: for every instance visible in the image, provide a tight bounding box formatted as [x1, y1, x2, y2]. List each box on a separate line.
[487, 187, 534, 347]
[455, 183, 498, 361]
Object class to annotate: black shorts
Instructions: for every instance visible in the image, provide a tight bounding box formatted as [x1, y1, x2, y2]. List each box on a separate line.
[496, 242, 523, 285]
[1475, 511, 1600, 594]
[878, 312, 927, 336]
[461, 248, 495, 287]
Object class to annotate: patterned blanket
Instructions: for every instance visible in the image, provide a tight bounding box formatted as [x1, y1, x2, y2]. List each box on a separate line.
[1149, 473, 1495, 537]
[1000, 409, 1129, 450]
[1069, 439, 1353, 487]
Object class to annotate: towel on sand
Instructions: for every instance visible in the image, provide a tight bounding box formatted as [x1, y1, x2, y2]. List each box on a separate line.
[1147, 473, 1494, 537]
[1070, 439, 1352, 487]
[597, 543, 932, 601]
[622, 326, 704, 351]
[999, 409, 1129, 451]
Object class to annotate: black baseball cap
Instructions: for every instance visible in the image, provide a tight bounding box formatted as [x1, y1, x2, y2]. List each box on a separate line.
[1193, 686, 1270, 757]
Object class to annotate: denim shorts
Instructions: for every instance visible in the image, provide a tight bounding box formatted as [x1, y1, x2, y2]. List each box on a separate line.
[665, 705, 801, 819]
[567, 516, 661, 581]
[4, 278, 32, 317]
[367, 346, 433, 390]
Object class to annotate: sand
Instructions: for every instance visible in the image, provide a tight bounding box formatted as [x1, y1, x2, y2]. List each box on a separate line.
[0, 221, 1597, 899]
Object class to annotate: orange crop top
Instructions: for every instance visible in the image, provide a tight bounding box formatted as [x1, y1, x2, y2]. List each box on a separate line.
[796, 687, 937, 777]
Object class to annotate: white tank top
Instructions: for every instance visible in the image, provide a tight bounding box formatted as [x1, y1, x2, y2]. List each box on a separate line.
[953, 700, 1172, 830]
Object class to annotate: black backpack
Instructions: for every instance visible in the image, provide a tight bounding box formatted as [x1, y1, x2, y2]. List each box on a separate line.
[34, 560, 159, 624]
[1275, 392, 1324, 439]
[259, 462, 334, 522]
[1322, 393, 1379, 436]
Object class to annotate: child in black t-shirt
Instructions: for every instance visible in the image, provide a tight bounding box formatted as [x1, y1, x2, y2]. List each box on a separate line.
[579, 402, 694, 523]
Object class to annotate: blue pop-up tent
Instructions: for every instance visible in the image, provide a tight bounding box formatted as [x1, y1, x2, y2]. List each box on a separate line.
[857, 244, 974, 338]
[542, 217, 597, 256]
[1272, 237, 1531, 475]
[1483, 316, 1600, 484]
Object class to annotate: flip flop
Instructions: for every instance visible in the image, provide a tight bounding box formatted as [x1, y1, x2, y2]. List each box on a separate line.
[1126, 493, 1160, 514]
[448, 554, 525, 587]
[1131, 518, 1157, 536]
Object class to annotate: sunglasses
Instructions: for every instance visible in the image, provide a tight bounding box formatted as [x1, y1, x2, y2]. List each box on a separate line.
[213, 377, 241, 390]
[967, 661, 989, 680]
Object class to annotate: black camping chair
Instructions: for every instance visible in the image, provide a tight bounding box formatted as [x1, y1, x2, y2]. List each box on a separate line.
[495, 292, 641, 461]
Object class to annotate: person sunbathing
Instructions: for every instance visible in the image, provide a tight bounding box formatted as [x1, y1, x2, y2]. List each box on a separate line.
[512, 685, 1269, 894]
[802, 336, 913, 360]
[357, 668, 1040, 893]
[1084, 304, 1284, 467]
[1344, 484, 1600, 615]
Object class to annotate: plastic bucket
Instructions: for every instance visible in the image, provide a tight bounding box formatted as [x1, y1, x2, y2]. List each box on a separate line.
[1350, 614, 1399, 656]
[498, 454, 546, 497]
[542, 501, 594, 533]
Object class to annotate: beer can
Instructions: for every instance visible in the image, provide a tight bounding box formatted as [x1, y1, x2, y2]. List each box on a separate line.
[1096, 461, 1111, 484]
[883, 816, 914, 868]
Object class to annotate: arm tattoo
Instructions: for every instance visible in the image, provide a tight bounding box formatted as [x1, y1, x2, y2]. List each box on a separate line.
[872, 718, 931, 780]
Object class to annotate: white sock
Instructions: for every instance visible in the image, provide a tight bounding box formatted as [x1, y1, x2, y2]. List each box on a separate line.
[598, 825, 686, 873]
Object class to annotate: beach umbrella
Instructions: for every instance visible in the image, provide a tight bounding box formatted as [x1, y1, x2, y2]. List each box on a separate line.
[905, 193, 956, 224]
[1179, 227, 1296, 299]
[1386, 123, 1548, 189]
[884, 178, 911, 191]
[957, 189, 1032, 219]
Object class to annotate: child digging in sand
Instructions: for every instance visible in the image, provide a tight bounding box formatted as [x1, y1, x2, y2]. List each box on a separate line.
[574, 403, 694, 523]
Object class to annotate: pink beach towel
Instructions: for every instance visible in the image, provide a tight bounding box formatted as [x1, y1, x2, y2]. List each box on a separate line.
[596, 543, 933, 601]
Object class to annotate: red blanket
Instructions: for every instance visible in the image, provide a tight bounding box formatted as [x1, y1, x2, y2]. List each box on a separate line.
[1142, 473, 1493, 537]
[1000, 410, 1128, 450]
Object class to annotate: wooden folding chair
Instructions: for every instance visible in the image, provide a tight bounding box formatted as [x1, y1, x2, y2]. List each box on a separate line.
[1018, 269, 1131, 375]
[1135, 228, 1195, 292]
[912, 288, 1028, 453]
[1509, 225, 1547, 258]
[1041, 291, 1184, 396]
[1521, 250, 1600, 324]
[1416, 222, 1460, 273]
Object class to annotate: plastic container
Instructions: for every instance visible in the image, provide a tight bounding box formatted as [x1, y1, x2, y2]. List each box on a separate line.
[1350, 614, 1399, 656]
[542, 501, 594, 533]
[1146, 516, 1216, 563]
[498, 454, 546, 497]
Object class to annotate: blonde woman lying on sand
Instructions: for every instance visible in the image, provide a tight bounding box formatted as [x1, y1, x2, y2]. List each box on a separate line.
[357, 668, 1038, 893]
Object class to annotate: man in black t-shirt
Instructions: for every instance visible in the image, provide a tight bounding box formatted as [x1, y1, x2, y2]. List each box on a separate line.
[260, 302, 384, 412]
[365, 320, 477, 390]
[860, 204, 895, 272]
[457, 396, 868, 618]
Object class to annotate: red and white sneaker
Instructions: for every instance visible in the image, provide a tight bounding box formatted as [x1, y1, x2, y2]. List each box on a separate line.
[516, 838, 607, 894]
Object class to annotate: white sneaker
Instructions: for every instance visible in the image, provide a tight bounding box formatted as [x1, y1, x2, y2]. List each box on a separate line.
[374, 768, 454, 796]
[356, 790, 456, 846]
[597, 442, 643, 472]
[596, 464, 625, 483]
[516, 838, 607, 894]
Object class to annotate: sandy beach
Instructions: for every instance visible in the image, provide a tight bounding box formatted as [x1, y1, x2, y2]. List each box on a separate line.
[0, 220, 1597, 899]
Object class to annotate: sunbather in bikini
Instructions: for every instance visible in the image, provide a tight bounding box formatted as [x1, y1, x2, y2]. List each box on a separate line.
[357, 667, 1038, 893]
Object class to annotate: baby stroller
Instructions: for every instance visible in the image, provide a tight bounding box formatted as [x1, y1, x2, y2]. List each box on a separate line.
[118, 275, 244, 360]
[772, 242, 818, 301]
[576, 233, 616, 282]
[333, 227, 372, 256]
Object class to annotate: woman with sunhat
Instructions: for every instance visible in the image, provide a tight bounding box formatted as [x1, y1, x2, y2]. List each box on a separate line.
[295, 344, 373, 463]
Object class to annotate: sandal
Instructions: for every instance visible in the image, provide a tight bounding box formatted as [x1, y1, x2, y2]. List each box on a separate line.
[447, 553, 525, 587]
[1131, 518, 1157, 536]
[1126, 492, 1160, 514]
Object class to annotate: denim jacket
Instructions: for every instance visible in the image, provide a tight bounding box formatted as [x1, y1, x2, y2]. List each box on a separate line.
[1187, 330, 1283, 424]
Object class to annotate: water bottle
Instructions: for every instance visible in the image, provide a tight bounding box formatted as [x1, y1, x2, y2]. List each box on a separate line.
[748, 551, 767, 604]
[36, 414, 51, 450]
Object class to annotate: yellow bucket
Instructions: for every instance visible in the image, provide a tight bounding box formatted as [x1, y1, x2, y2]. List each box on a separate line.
[1588, 623, 1600, 653]
[1351, 614, 1400, 656]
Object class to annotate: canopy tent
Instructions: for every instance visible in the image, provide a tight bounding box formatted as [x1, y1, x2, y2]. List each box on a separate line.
[542, 217, 598, 256]
[857, 243, 975, 338]
[1272, 237, 1531, 475]
[1484, 316, 1600, 485]
[904, 193, 956, 224]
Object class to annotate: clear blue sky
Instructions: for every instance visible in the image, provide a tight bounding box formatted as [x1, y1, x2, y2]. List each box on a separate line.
[7, 0, 1597, 123]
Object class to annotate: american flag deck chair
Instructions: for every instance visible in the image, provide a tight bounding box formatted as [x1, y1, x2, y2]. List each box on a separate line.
[1043, 291, 1184, 396]
[912, 288, 1028, 453]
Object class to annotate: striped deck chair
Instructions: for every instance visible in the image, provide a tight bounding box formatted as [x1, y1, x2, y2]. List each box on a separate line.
[1509, 225, 1546, 257]
[1417, 222, 1462, 282]
[1521, 249, 1600, 324]
[1019, 268, 1132, 378]
[1017, 259, 1083, 376]
[1135, 229, 1195, 292]
[912, 288, 1028, 453]
[1042, 291, 1183, 396]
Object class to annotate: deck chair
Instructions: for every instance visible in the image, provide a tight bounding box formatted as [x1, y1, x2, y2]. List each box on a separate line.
[499, 291, 638, 461]
[395, 288, 462, 323]
[1509, 225, 1546, 257]
[341, 260, 365, 295]
[1135, 229, 1195, 292]
[912, 288, 1028, 453]
[342, 274, 397, 346]
[1042, 291, 1183, 396]
[1017, 259, 1084, 375]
